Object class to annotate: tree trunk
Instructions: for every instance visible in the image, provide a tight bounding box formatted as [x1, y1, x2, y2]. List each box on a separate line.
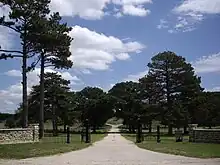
[92, 125, 96, 133]
[39, 54, 45, 139]
[148, 121, 152, 133]
[52, 102, 57, 136]
[184, 126, 187, 134]
[52, 98, 57, 136]
[55, 119, 58, 135]
[168, 124, 173, 135]
[128, 125, 132, 132]
[64, 124, 67, 133]
[22, 33, 28, 128]
[132, 125, 135, 133]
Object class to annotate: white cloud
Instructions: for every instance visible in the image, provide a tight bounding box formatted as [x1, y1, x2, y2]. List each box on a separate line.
[0, 69, 81, 113]
[0, 3, 15, 50]
[168, 29, 175, 34]
[206, 87, 220, 92]
[0, 2, 10, 19]
[114, 12, 123, 18]
[122, 5, 150, 16]
[4, 70, 21, 77]
[50, 0, 111, 20]
[157, 19, 169, 29]
[158, 0, 220, 33]
[173, 0, 220, 14]
[124, 69, 148, 82]
[113, 0, 152, 17]
[69, 25, 145, 71]
[80, 69, 92, 75]
[49, 0, 152, 19]
[0, 26, 16, 50]
[115, 53, 130, 60]
[192, 52, 220, 74]
[171, 0, 220, 33]
[112, 0, 152, 5]
[0, 84, 22, 113]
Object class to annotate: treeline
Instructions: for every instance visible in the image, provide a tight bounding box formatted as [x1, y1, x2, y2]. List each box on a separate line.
[6, 72, 115, 134]
[0, 113, 13, 122]
[109, 51, 220, 134]
[6, 51, 220, 135]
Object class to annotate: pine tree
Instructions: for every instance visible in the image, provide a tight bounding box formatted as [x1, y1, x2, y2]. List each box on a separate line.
[147, 51, 202, 134]
[0, 0, 51, 127]
[28, 12, 73, 138]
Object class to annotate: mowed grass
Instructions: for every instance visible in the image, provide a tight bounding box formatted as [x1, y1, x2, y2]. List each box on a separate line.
[0, 133, 106, 159]
[123, 134, 220, 158]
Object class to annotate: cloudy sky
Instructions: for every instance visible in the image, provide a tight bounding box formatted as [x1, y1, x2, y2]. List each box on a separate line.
[0, 0, 220, 113]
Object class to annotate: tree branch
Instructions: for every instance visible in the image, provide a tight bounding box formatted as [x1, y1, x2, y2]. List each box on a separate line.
[45, 64, 55, 68]
[0, 54, 23, 59]
[0, 49, 22, 54]
[12, 55, 23, 58]
[33, 56, 41, 67]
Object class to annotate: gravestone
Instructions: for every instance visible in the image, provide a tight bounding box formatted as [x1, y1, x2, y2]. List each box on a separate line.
[175, 129, 183, 142]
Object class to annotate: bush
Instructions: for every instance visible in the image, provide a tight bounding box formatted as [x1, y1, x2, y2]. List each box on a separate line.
[5, 118, 17, 128]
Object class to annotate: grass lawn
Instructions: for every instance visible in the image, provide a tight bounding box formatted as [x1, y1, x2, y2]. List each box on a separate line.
[0, 133, 106, 159]
[123, 134, 220, 158]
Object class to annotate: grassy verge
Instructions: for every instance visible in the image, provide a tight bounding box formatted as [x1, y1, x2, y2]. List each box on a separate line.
[0, 133, 106, 159]
[123, 134, 220, 158]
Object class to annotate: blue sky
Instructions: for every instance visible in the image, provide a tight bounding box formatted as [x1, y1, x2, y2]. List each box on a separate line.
[0, 0, 220, 113]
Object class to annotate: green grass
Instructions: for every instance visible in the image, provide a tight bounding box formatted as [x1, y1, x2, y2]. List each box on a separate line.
[123, 134, 220, 158]
[0, 134, 106, 159]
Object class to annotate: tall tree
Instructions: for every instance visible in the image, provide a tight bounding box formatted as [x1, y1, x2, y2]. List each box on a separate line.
[0, 0, 50, 127]
[147, 51, 202, 134]
[29, 12, 73, 138]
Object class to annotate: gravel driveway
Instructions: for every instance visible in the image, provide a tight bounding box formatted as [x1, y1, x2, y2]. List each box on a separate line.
[1, 127, 220, 165]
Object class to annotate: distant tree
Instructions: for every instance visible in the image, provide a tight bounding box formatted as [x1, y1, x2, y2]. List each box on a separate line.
[0, 0, 51, 127]
[147, 51, 202, 134]
[78, 87, 114, 132]
[5, 117, 16, 128]
[28, 72, 71, 136]
[108, 81, 141, 132]
[192, 92, 220, 127]
[0, 113, 13, 122]
[57, 91, 80, 132]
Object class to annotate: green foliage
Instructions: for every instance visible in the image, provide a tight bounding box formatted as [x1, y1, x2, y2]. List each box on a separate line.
[77, 87, 114, 131]
[147, 51, 202, 128]
[27, 72, 71, 123]
[109, 81, 142, 131]
[5, 117, 16, 128]
[28, 12, 73, 70]
[0, 113, 13, 122]
[192, 92, 220, 126]
[108, 51, 217, 132]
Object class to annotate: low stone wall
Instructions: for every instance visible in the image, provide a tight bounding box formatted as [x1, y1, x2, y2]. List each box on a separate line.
[189, 126, 220, 143]
[0, 124, 39, 144]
